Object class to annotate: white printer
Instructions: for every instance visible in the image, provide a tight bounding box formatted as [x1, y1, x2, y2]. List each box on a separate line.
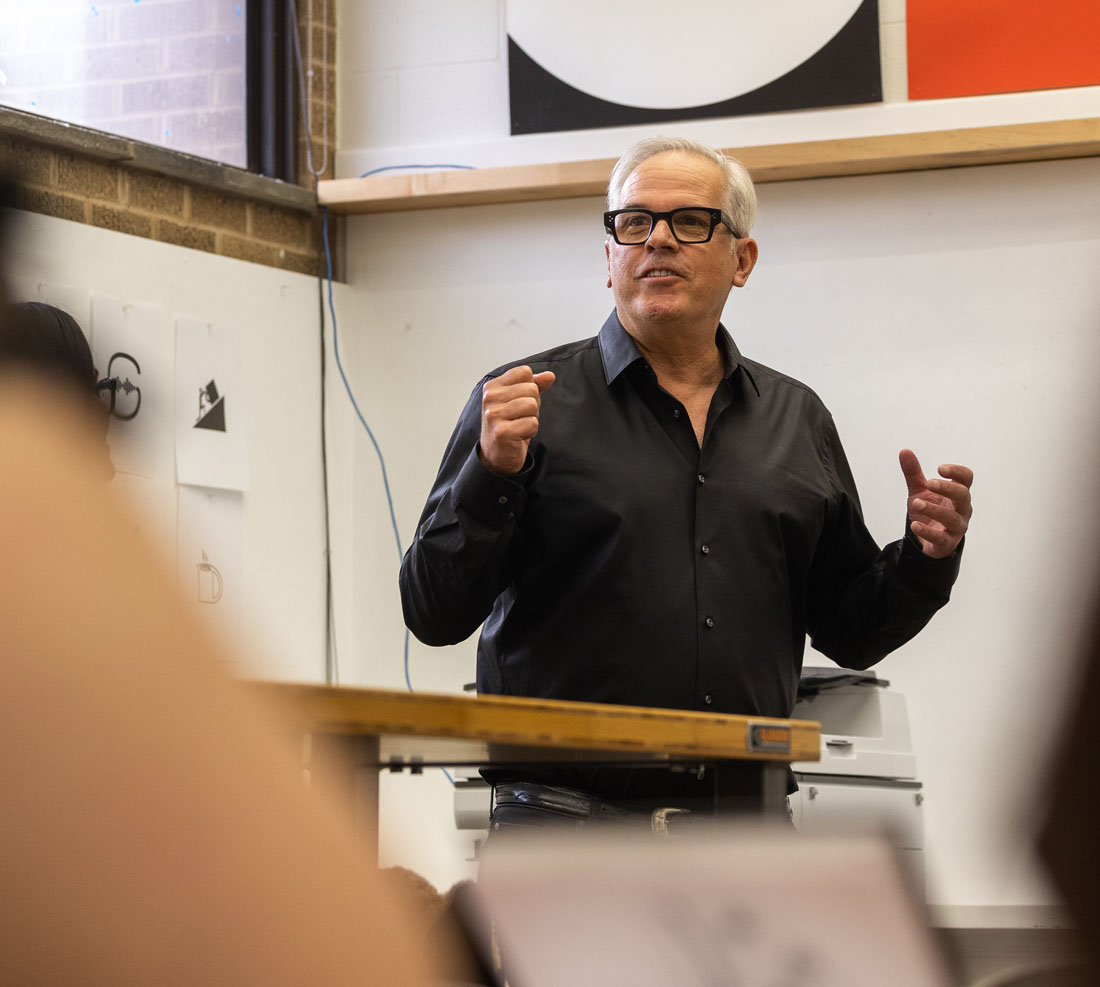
[789, 668, 925, 891]
[454, 669, 926, 889]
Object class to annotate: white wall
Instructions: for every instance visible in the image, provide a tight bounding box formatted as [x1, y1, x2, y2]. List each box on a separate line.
[8, 211, 329, 683]
[330, 0, 1100, 906]
[329, 157, 1100, 904]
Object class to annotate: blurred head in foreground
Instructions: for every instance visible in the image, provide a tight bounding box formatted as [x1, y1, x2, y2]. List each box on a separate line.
[0, 173, 12, 309]
[0, 379, 443, 985]
[0, 300, 113, 477]
[0, 177, 444, 983]
[2, 301, 96, 387]
[0, 176, 457, 987]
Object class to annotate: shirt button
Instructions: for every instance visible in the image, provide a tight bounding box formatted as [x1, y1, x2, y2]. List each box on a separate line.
[701, 544, 710, 555]
[703, 693, 713, 705]
[697, 474, 705, 485]
[704, 616, 714, 628]
[498, 496, 509, 505]
[672, 408, 681, 419]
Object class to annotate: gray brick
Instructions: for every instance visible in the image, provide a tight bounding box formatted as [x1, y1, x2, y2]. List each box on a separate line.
[216, 2, 248, 31]
[122, 75, 211, 115]
[0, 51, 70, 92]
[17, 84, 117, 120]
[213, 70, 247, 106]
[17, 187, 86, 224]
[113, 1, 210, 41]
[166, 109, 243, 147]
[219, 233, 280, 268]
[81, 43, 161, 82]
[156, 218, 216, 253]
[57, 155, 119, 201]
[91, 203, 154, 239]
[127, 173, 186, 217]
[250, 202, 313, 249]
[165, 32, 245, 73]
[14, 10, 110, 46]
[190, 186, 247, 230]
[3, 139, 54, 187]
[280, 249, 323, 277]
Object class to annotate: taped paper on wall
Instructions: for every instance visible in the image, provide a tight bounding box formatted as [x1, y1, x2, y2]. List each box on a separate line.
[177, 484, 245, 661]
[91, 293, 174, 481]
[175, 315, 249, 491]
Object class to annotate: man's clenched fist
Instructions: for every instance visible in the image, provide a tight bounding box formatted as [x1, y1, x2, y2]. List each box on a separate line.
[478, 365, 556, 476]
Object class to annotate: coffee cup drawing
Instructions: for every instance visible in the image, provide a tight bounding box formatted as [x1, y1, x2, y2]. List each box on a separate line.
[197, 550, 223, 605]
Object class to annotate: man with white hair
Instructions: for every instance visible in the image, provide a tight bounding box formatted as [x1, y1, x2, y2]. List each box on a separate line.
[400, 136, 973, 828]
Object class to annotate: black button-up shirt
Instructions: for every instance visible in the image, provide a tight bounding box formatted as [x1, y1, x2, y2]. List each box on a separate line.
[400, 311, 960, 797]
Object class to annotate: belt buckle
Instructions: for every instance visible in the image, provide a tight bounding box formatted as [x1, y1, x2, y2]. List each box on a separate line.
[650, 806, 690, 835]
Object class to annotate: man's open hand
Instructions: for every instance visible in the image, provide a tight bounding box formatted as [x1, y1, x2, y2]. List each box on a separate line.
[899, 448, 973, 558]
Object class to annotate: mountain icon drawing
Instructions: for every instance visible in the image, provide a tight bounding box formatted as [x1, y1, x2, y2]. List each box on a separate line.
[195, 379, 226, 432]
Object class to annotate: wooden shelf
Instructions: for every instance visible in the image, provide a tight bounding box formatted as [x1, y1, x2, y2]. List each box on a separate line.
[318, 117, 1100, 215]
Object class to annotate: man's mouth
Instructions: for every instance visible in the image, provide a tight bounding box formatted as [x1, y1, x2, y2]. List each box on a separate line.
[640, 268, 681, 279]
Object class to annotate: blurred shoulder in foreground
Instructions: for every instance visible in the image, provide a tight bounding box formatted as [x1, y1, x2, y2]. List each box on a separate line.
[0, 376, 441, 985]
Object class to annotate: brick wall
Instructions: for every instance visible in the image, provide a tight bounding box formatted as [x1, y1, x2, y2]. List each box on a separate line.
[0, 0, 335, 277]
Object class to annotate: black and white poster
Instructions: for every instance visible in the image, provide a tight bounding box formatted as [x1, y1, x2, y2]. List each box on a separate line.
[174, 316, 249, 492]
[177, 484, 245, 661]
[91, 293, 174, 481]
[507, 0, 882, 135]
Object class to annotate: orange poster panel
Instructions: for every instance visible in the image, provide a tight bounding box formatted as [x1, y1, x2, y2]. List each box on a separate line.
[908, 0, 1100, 100]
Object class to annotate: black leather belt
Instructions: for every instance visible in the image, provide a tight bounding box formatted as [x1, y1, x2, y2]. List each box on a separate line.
[492, 781, 694, 834]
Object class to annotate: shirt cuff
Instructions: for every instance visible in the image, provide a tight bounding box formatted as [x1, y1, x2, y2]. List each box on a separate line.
[897, 522, 964, 592]
[452, 446, 532, 524]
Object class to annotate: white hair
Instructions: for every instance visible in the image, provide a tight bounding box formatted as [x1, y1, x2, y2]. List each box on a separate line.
[606, 136, 757, 240]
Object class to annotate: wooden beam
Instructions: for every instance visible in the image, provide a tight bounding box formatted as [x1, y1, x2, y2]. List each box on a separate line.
[247, 682, 821, 764]
[319, 157, 615, 214]
[318, 117, 1100, 214]
[741, 118, 1100, 182]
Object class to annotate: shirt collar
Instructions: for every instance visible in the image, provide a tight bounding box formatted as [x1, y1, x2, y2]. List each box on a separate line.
[597, 309, 760, 396]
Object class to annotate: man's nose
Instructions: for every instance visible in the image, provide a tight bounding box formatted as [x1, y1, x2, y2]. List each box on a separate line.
[646, 216, 678, 247]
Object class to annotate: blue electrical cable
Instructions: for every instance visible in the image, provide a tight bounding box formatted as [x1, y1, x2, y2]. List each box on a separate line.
[321, 205, 455, 785]
[320, 206, 411, 689]
[321, 210, 404, 564]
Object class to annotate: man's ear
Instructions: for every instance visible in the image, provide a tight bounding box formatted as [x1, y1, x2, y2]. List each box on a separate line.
[732, 237, 758, 288]
[605, 239, 612, 288]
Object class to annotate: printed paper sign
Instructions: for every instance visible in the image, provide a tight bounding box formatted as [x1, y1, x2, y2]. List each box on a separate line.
[175, 315, 249, 491]
[91, 293, 175, 481]
[177, 484, 245, 661]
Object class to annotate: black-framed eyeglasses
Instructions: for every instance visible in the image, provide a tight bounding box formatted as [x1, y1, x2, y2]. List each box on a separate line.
[95, 376, 118, 412]
[94, 376, 139, 421]
[604, 207, 740, 245]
